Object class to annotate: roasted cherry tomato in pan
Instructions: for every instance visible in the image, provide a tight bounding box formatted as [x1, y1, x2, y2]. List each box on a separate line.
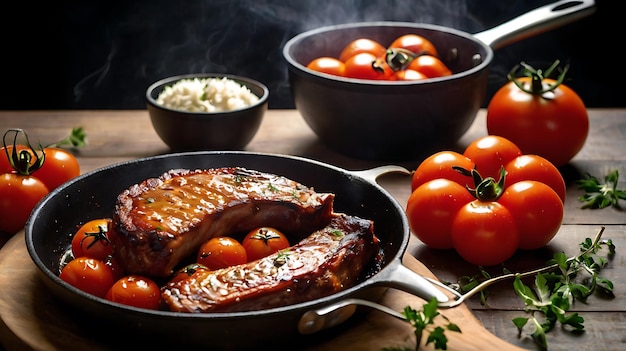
[306, 57, 346, 77]
[71, 218, 114, 261]
[242, 227, 290, 262]
[197, 236, 248, 270]
[106, 275, 162, 310]
[60, 256, 115, 298]
[344, 53, 393, 80]
[388, 34, 438, 56]
[407, 55, 452, 78]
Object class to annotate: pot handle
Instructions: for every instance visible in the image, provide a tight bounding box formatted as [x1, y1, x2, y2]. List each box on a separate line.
[473, 0, 596, 50]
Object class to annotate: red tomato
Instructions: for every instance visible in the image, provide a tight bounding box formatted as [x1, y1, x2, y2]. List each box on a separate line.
[498, 181, 563, 250]
[197, 236, 247, 270]
[105, 275, 161, 310]
[59, 256, 115, 298]
[242, 227, 290, 262]
[71, 218, 114, 261]
[411, 151, 475, 191]
[451, 201, 519, 266]
[406, 179, 474, 249]
[392, 69, 427, 81]
[407, 55, 452, 78]
[1, 145, 80, 191]
[486, 73, 589, 167]
[0, 173, 49, 234]
[32, 147, 80, 191]
[306, 57, 346, 77]
[339, 38, 386, 62]
[388, 34, 438, 56]
[344, 53, 393, 80]
[504, 154, 566, 203]
[463, 135, 522, 180]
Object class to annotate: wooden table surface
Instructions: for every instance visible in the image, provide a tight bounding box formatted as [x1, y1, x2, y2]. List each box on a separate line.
[0, 109, 624, 350]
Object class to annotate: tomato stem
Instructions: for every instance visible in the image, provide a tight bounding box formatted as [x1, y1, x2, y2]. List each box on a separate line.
[453, 166, 507, 201]
[507, 60, 569, 95]
[2, 128, 45, 176]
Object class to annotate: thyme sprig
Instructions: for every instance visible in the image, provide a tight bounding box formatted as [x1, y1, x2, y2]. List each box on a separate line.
[576, 169, 626, 209]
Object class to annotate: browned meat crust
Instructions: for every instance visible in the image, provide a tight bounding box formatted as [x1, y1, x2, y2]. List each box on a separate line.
[110, 167, 335, 277]
[161, 214, 380, 313]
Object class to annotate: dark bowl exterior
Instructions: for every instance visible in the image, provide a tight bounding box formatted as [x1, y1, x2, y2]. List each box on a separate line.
[146, 74, 269, 152]
[283, 22, 493, 161]
[25, 152, 409, 348]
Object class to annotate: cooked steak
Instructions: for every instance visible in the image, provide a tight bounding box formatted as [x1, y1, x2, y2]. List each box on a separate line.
[161, 214, 381, 313]
[110, 167, 335, 277]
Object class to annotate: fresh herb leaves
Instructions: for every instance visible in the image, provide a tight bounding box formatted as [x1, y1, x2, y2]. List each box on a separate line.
[576, 169, 626, 209]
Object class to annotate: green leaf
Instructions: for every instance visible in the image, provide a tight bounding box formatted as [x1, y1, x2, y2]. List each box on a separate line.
[426, 326, 448, 350]
[576, 170, 626, 209]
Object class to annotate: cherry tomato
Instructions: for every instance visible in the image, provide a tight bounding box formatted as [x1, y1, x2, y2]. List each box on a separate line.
[406, 179, 474, 249]
[504, 154, 566, 203]
[392, 69, 427, 81]
[105, 275, 161, 310]
[388, 34, 438, 56]
[407, 55, 452, 78]
[1, 145, 80, 191]
[451, 200, 519, 266]
[242, 227, 290, 262]
[338, 38, 386, 62]
[71, 218, 114, 261]
[170, 263, 206, 284]
[32, 147, 81, 191]
[306, 57, 346, 77]
[498, 181, 563, 250]
[0, 173, 49, 234]
[411, 151, 475, 191]
[344, 53, 393, 80]
[486, 65, 589, 167]
[463, 135, 522, 180]
[197, 236, 247, 270]
[59, 256, 115, 298]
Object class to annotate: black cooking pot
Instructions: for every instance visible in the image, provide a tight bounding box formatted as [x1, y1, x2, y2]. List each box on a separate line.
[282, 0, 595, 161]
[25, 151, 447, 349]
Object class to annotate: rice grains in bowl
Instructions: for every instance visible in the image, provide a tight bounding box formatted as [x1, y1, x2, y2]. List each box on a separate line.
[146, 73, 269, 151]
[156, 77, 260, 113]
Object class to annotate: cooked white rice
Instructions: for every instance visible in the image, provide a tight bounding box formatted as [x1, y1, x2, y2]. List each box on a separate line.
[156, 77, 260, 113]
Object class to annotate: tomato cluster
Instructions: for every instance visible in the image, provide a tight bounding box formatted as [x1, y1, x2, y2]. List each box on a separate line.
[306, 34, 452, 81]
[0, 129, 82, 234]
[406, 135, 566, 266]
[60, 220, 290, 310]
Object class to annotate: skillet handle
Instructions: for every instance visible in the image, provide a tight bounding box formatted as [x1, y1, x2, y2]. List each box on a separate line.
[351, 165, 411, 183]
[473, 0, 596, 50]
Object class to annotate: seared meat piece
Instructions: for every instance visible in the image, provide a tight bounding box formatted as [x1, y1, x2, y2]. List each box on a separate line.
[161, 214, 381, 313]
[111, 167, 335, 277]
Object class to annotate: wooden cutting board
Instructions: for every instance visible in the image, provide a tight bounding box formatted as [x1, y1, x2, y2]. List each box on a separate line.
[0, 231, 527, 351]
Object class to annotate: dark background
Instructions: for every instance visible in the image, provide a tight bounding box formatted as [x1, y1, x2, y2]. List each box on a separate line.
[1, 0, 621, 110]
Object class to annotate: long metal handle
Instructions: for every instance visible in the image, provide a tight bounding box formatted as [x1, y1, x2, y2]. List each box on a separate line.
[473, 0, 596, 49]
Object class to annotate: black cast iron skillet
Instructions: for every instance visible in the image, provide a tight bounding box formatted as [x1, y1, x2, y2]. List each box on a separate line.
[26, 151, 447, 349]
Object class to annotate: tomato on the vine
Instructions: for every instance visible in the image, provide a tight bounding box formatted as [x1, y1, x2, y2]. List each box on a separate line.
[339, 38, 386, 62]
[463, 135, 522, 180]
[406, 179, 474, 249]
[504, 154, 566, 203]
[344, 53, 393, 80]
[451, 200, 519, 266]
[411, 150, 475, 191]
[306, 57, 346, 77]
[486, 61, 588, 167]
[71, 218, 114, 261]
[407, 55, 451, 78]
[105, 275, 161, 310]
[242, 227, 290, 261]
[59, 256, 115, 298]
[0, 172, 49, 234]
[498, 180, 563, 250]
[197, 236, 248, 270]
[388, 34, 438, 56]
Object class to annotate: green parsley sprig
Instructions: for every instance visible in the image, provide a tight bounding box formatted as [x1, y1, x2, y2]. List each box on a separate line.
[576, 169, 626, 209]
